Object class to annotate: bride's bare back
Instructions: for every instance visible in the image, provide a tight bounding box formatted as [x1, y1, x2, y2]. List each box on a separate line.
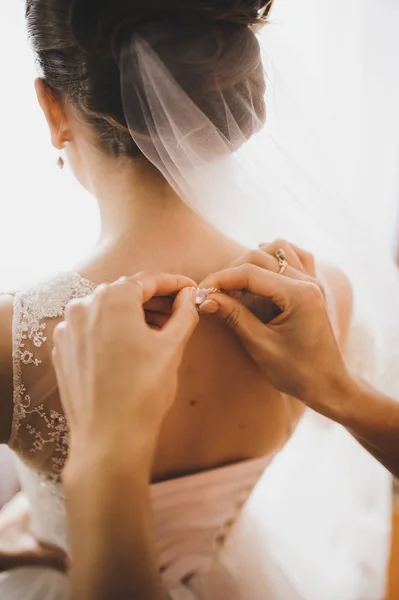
[156, 312, 302, 481]
[0, 227, 350, 485]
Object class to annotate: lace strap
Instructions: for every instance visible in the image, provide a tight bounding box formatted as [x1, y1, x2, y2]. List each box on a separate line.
[10, 273, 96, 452]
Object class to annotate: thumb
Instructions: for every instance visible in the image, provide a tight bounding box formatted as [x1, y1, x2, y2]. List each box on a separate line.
[163, 287, 199, 349]
[200, 293, 265, 347]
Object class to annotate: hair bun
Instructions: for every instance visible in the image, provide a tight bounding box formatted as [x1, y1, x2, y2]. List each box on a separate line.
[69, 0, 273, 53]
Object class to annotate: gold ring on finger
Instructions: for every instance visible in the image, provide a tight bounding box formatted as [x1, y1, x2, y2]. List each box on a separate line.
[275, 249, 288, 275]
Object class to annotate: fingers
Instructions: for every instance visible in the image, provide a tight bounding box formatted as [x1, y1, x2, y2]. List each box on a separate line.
[226, 248, 309, 282]
[259, 240, 305, 273]
[259, 240, 324, 297]
[62, 274, 195, 332]
[200, 291, 267, 347]
[115, 272, 196, 306]
[64, 295, 90, 325]
[201, 250, 309, 291]
[163, 286, 199, 348]
[200, 264, 295, 314]
[288, 243, 317, 277]
[259, 240, 316, 277]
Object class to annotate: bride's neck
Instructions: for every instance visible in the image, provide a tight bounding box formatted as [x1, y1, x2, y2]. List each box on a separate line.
[96, 161, 195, 240]
[85, 159, 243, 281]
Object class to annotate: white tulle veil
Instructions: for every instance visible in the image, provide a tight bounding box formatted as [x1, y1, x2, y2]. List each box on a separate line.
[119, 9, 398, 597]
[119, 14, 399, 395]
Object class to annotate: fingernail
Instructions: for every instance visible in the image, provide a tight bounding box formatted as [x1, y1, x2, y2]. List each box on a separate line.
[258, 242, 268, 249]
[199, 299, 220, 314]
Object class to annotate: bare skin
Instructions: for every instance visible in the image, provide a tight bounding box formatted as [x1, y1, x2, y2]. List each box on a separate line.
[0, 81, 351, 565]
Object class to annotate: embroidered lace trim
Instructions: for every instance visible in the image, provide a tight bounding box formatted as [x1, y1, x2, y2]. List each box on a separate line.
[10, 273, 96, 476]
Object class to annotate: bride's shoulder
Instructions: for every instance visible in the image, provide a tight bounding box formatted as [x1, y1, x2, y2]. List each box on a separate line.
[317, 262, 353, 346]
[0, 293, 14, 444]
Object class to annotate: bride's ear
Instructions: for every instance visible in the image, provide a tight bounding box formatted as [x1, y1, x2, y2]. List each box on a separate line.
[35, 78, 71, 150]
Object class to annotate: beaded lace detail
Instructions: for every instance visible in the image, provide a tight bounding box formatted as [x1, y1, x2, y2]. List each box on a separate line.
[10, 273, 96, 478]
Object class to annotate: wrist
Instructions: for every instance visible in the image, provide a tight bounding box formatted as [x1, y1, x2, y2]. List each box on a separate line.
[64, 441, 154, 496]
[302, 367, 359, 424]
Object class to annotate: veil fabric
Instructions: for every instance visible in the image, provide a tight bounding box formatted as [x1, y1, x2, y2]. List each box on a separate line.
[120, 20, 399, 398]
[119, 11, 399, 599]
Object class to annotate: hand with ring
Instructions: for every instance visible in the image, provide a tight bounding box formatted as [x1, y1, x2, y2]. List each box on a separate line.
[197, 240, 399, 480]
[197, 240, 341, 410]
[196, 240, 324, 326]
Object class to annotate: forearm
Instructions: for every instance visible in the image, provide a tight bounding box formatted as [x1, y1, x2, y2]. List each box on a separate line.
[65, 454, 166, 600]
[316, 374, 399, 478]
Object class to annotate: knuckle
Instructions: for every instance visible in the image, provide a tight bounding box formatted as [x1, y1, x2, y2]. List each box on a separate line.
[134, 270, 153, 281]
[93, 285, 128, 316]
[95, 284, 114, 305]
[242, 263, 257, 278]
[126, 277, 143, 295]
[303, 281, 323, 303]
[305, 250, 315, 262]
[301, 248, 315, 266]
[306, 254, 316, 270]
[309, 276, 324, 294]
[65, 299, 86, 324]
[273, 238, 288, 250]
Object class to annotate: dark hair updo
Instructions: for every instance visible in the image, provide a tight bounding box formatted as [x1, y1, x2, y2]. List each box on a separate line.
[26, 0, 273, 158]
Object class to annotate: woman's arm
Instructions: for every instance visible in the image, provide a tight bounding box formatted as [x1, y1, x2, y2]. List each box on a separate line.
[53, 272, 198, 600]
[301, 263, 399, 474]
[64, 453, 167, 600]
[0, 294, 14, 444]
[326, 374, 399, 479]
